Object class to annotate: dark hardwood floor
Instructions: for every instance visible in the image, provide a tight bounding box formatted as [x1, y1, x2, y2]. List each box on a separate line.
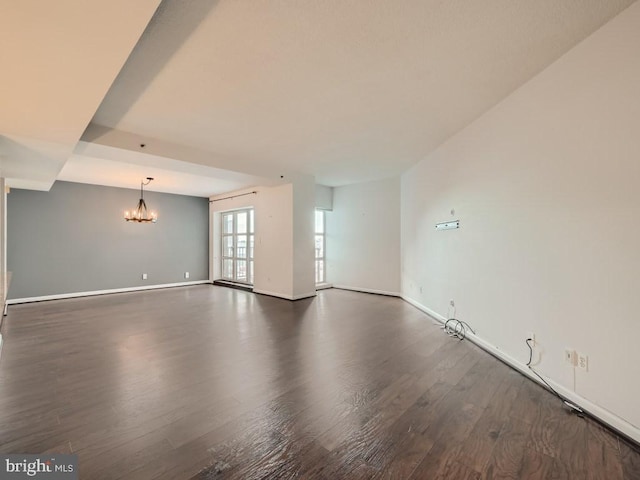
[0, 286, 638, 479]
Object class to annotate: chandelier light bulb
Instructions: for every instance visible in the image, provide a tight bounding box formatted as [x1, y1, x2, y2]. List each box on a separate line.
[124, 178, 158, 223]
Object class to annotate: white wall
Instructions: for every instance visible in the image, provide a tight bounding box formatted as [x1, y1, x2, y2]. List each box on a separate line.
[315, 184, 333, 210]
[210, 178, 315, 300]
[0, 179, 5, 354]
[402, 2, 640, 440]
[292, 176, 317, 298]
[254, 184, 295, 297]
[327, 177, 401, 295]
[1, 180, 6, 300]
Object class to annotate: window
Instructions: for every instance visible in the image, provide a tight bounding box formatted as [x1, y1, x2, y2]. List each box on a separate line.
[221, 209, 254, 284]
[315, 210, 325, 284]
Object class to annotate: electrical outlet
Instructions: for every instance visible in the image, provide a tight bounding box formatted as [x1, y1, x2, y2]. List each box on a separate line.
[565, 349, 577, 366]
[527, 332, 535, 346]
[577, 353, 589, 372]
[142, 273, 148, 280]
[185, 272, 190, 279]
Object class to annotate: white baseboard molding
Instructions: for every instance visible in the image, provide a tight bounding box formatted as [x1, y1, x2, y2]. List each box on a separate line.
[315, 283, 333, 291]
[402, 295, 640, 445]
[253, 289, 317, 301]
[402, 296, 446, 322]
[7, 281, 212, 305]
[333, 285, 401, 297]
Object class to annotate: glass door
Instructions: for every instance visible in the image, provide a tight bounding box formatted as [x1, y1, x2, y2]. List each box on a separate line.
[221, 209, 254, 284]
[315, 210, 325, 283]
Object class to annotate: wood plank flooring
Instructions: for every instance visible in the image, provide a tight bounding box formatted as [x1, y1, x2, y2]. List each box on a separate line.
[0, 286, 638, 479]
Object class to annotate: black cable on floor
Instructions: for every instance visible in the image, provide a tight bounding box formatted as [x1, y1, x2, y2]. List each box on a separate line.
[525, 338, 584, 417]
[443, 318, 475, 340]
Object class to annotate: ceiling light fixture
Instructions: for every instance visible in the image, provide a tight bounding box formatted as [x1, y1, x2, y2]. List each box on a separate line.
[124, 177, 157, 223]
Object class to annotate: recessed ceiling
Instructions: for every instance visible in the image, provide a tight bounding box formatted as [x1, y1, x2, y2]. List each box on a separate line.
[90, 0, 634, 187]
[58, 158, 255, 197]
[1, 0, 635, 191]
[60, 141, 274, 197]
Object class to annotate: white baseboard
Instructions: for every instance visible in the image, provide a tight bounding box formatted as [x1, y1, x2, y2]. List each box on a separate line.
[7, 281, 212, 305]
[402, 296, 446, 322]
[333, 285, 401, 297]
[253, 289, 317, 301]
[402, 294, 640, 445]
[315, 283, 333, 291]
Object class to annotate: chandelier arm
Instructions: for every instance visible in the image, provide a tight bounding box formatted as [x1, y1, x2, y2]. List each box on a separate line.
[141, 177, 153, 200]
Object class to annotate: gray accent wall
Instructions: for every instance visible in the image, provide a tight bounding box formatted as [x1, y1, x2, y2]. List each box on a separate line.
[7, 181, 209, 299]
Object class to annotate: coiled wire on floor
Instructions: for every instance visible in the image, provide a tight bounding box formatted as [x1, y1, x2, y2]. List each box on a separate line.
[443, 318, 476, 340]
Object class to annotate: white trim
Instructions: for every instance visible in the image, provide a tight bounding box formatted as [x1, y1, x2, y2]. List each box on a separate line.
[7, 281, 211, 305]
[253, 289, 316, 301]
[402, 295, 446, 322]
[401, 295, 640, 445]
[334, 285, 401, 297]
[0, 334, 3, 360]
[315, 283, 333, 290]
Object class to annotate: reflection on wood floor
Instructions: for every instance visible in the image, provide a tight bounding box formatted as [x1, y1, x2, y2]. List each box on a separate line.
[0, 286, 638, 479]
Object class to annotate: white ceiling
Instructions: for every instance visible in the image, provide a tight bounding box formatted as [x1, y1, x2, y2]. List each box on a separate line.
[1, 0, 636, 193]
[0, 0, 161, 190]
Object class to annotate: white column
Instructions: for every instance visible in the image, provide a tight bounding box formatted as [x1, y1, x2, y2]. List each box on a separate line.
[0, 178, 6, 304]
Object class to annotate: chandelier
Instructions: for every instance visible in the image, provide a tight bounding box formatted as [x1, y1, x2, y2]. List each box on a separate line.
[124, 177, 158, 223]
